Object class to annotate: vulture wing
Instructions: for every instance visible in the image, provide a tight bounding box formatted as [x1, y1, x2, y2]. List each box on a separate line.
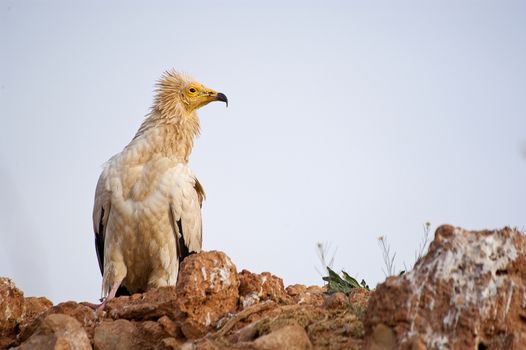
[93, 171, 111, 276]
[170, 171, 204, 261]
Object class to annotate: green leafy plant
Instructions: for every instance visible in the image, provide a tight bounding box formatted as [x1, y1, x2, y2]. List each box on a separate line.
[323, 267, 369, 293]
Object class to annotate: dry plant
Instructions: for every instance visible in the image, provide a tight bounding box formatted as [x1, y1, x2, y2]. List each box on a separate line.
[378, 222, 433, 277]
[414, 222, 432, 266]
[315, 241, 336, 276]
[377, 235, 397, 277]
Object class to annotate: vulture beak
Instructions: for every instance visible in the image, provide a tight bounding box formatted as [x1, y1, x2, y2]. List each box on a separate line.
[215, 92, 228, 107]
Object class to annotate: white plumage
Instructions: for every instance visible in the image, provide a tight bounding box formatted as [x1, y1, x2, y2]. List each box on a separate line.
[92, 70, 227, 306]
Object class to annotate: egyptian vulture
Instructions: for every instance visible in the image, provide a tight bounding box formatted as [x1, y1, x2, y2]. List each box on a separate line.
[92, 70, 227, 308]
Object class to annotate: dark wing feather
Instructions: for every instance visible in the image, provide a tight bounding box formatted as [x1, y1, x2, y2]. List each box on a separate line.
[93, 173, 111, 276]
[95, 207, 106, 275]
[93, 172, 130, 297]
[176, 218, 191, 260]
[194, 177, 206, 208]
[169, 176, 205, 263]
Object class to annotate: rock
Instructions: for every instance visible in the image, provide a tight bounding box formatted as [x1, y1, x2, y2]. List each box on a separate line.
[192, 339, 222, 350]
[157, 315, 180, 338]
[106, 286, 179, 321]
[0, 278, 25, 348]
[286, 284, 324, 307]
[94, 319, 139, 350]
[14, 313, 91, 350]
[94, 318, 174, 350]
[14, 297, 54, 345]
[323, 292, 348, 309]
[175, 251, 240, 339]
[367, 324, 396, 350]
[137, 320, 172, 345]
[243, 304, 326, 345]
[19, 301, 96, 343]
[286, 284, 307, 297]
[22, 297, 54, 322]
[364, 225, 526, 350]
[253, 323, 312, 350]
[0, 278, 25, 338]
[348, 287, 370, 315]
[1, 249, 373, 349]
[160, 337, 182, 349]
[0, 278, 53, 349]
[306, 305, 365, 350]
[48, 302, 96, 328]
[239, 270, 293, 308]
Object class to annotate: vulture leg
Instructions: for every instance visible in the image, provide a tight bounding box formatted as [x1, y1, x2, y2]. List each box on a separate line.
[95, 282, 121, 314]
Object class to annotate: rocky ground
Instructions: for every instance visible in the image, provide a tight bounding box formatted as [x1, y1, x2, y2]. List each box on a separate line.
[1, 225, 525, 349]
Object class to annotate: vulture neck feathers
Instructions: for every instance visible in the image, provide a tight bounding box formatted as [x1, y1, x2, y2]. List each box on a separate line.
[130, 107, 200, 163]
[118, 70, 225, 165]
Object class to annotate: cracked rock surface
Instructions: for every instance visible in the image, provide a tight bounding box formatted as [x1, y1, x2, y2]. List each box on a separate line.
[365, 225, 526, 350]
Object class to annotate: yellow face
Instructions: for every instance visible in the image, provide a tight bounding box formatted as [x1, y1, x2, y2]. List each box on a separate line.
[183, 82, 228, 111]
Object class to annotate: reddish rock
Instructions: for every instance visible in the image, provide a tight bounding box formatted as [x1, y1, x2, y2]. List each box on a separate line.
[0, 278, 25, 338]
[0, 278, 53, 349]
[106, 286, 179, 321]
[305, 300, 365, 350]
[286, 284, 324, 307]
[306, 285, 325, 294]
[348, 288, 371, 314]
[136, 320, 172, 345]
[161, 337, 183, 349]
[94, 319, 174, 350]
[19, 301, 96, 343]
[308, 312, 364, 349]
[323, 292, 348, 309]
[250, 305, 326, 339]
[48, 302, 96, 327]
[94, 319, 139, 350]
[14, 313, 91, 350]
[22, 297, 53, 322]
[193, 339, 222, 350]
[239, 270, 293, 308]
[286, 284, 307, 298]
[157, 315, 180, 338]
[364, 225, 526, 350]
[1, 249, 373, 349]
[175, 251, 240, 339]
[253, 323, 312, 350]
[12, 297, 54, 347]
[367, 324, 396, 350]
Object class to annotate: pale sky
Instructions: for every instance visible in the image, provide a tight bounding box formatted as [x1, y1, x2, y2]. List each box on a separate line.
[1, 0, 525, 303]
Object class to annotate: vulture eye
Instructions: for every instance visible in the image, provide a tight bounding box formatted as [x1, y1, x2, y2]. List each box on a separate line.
[189, 87, 197, 93]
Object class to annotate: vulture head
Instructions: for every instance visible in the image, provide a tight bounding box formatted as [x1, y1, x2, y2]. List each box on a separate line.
[154, 70, 228, 117]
